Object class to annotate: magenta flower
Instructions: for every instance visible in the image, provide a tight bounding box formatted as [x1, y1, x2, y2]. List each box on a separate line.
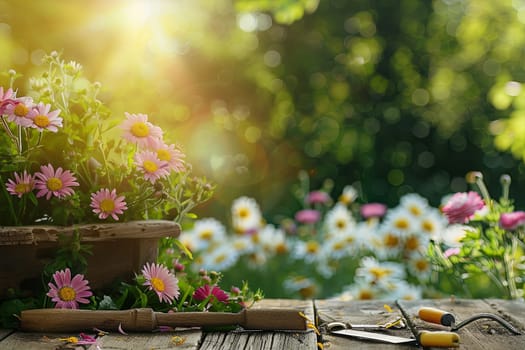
[142, 262, 180, 303]
[90, 188, 128, 220]
[121, 112, 163, 148]
[134, 150, 170, 184]
[360, 203, 388, 219]
[46, 268, 92, 309]
[0, 87, 17, 115]
[294, 209, 321, 224]
[441, 191, 485, 224]
[193, 285, 229, 303]
[34, 164, 79, 199]
[5, 170, 34, 198]
[306, 190, 331, 205]
[499, 211, 525, 230]
[26, 102, 62, 132]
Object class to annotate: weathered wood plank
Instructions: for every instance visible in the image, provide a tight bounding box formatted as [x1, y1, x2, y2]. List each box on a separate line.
[397, 298, 525, 350]
[0, 331, 87, 349]
[199, 299, 318, 350]
[485, 299, 525, 332]
[0, 329, 13, 341]
[315, 299, 415, 349]
[94, 329, 202, 350]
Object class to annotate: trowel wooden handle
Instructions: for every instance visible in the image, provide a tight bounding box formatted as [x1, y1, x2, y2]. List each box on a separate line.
[21, 308, 307, 333]
[418, 307, 455, 327]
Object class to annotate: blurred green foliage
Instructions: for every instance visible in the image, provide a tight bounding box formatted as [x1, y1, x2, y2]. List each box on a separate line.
[1, 0, 525, 222]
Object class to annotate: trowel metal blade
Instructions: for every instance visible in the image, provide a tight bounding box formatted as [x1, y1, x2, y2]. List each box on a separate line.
[332, 329, 416, 344]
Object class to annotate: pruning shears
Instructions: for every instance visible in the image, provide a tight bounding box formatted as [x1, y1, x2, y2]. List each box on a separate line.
[322, 314, 460, 347]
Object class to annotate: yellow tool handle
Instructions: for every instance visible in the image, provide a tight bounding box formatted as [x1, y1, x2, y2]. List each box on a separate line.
[418, 307, 455, 326]
[418, 331, 460, 348]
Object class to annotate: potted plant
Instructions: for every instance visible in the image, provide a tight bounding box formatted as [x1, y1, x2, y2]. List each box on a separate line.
[0, 52, 213, 300]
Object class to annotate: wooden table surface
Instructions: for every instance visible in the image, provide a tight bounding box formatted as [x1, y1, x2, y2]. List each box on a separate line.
[1, 298, 524, 349]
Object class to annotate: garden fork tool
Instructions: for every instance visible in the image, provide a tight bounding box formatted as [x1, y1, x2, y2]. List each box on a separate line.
[418, 307, 522, 335]
[322, 315, 460, 347]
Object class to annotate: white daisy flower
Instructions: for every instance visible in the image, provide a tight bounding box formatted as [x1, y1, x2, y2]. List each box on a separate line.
[403, 232, 431, 256]
[324, 203, 356, 238]
[231, 196, 263, 234]
[407, 252, 432, 281]
[400, 193, 429, 218]
[199, 243, 239, 271]
[190, 218, 226, 251]
[390, 281, 423, 300]
[355, 256, 406, 288]
[339, 281, 383, 300]
[368, 226, 404, 259]
[292, 239, 322, 263]
[231, 235, 255, 255]
[338, 185, 358, 205]
[382, 206, 416, 237]
[418, 207, 448, 239]
[438, 224, 473, 247]
[258, 224, 288, 255]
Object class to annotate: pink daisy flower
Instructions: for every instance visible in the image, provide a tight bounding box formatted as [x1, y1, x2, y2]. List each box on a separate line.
[121, 112, 163, 149]
[34, 164, 79, 200]
[26, 102, 62, 132]
[142, 262, 180, 303]
[3, 95, 34, 127]
[5, 170, 35, 198]
[294, 209, 321, 224]
[134, 150, 170, 184]
[90, 188, 128, 220]
[306, 191, 331, 205]
[442, 191, 485, 224]
[46, 268, 92, 309]
[193, 284, 229, 303]
[151, 139, 186, 172]
[0, 87, 17, 115]
[499, 211, 525, 230]
[360, 203, 388, 219]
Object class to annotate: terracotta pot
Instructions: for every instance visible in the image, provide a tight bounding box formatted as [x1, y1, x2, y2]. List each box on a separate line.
[0, 220, 180, 298]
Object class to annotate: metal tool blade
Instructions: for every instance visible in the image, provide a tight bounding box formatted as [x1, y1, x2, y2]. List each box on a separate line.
[332, 329, 416, 344]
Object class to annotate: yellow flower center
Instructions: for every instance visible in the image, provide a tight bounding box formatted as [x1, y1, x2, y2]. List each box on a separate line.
[409, 206, 422, 216]
[276, 243, 287, 254]
[405, 236, 420, 251]
[15, 183, 31, 194]
[58, 286, 77, 301]
[100, 198, 115, 212]
[14, 103, 29, 116]
[359, 290, 373, 300]
[238, 208, 249, 218]
[47, 177, 63, 191]
[384, 233, 399, 247]
[151, 277, 165, 292]
[143, 160, 159, 173]
[34, 114, 50, 128]
[333, 241, 345, 251]
[415, 259, 429, 271]
[131, 122, 150, 137]
[421, 220, 434, 233]
[199, 230, 213, 240]
[306, 241, 319, 254]
[157, 149, 170, 162]
[395, 218, 409, 230]
[370, 267, 391, 279]
[214, 254, 227, 264]
[336, 219, 346, 229]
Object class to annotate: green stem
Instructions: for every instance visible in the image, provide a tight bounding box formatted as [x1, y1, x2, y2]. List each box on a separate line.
[502, 235, 518, 299]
